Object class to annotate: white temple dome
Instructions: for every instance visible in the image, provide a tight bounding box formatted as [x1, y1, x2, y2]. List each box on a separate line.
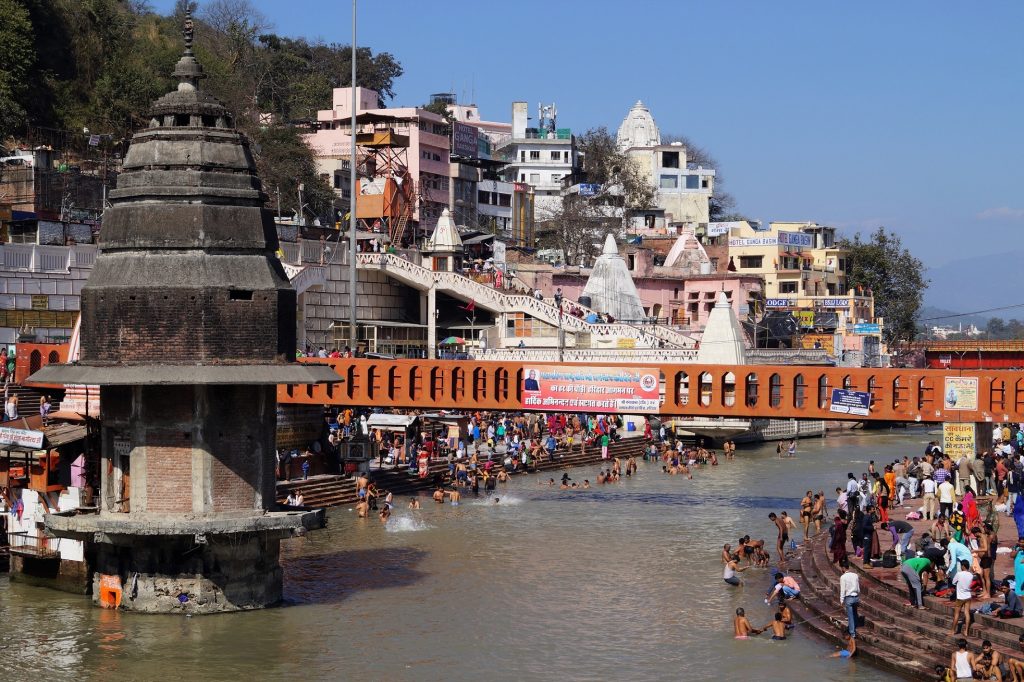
[424, 208, 463, 252]
[616, 100, 661, 150]
[581, 234, 646, 321]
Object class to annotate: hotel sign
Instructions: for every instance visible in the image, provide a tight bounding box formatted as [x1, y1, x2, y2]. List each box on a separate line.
[818, 298, 849, 308]
[452, 122, 478, 159]
[765, 298, 792, 308]
[728, 231, 813, 248]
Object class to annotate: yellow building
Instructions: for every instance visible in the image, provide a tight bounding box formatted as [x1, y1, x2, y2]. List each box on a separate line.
[712, 221, 884, 360]
[721, 221, 847, 298]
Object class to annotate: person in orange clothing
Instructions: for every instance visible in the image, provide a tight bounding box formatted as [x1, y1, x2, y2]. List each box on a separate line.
[884, 464, 897, 509]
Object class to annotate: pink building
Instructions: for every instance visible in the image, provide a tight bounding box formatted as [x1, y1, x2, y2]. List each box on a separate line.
[304, 87, 451, 231]
[552, 267, 762, 330]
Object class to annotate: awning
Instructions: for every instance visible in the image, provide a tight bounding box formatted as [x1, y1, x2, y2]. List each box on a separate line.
[43, 422, 87, 448]
[463, 234, 494, 245]
[365, 414, 418, 431]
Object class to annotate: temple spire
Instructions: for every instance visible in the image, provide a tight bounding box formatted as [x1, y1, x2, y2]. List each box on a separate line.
[173, 12, 206, 91]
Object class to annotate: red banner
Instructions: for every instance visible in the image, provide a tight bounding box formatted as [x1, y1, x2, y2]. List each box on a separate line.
[521, 365, 660, 414]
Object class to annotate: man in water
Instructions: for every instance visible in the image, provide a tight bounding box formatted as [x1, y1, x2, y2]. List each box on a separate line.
[733, 608, 760, 639]
[448, 488, 461, 505]
[769, 512, 789, 561]
[763, 613, 788, 640]
[355, 498, 369, 518]
[829, 633, 857, 659]
[408, 498, 420, 509]
[723, 553, 749, 586]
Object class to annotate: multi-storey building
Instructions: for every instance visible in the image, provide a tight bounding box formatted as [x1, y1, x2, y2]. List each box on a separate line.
[305, 87, 451, 235]
[495, 102, 577, 220]
[616, 101, 715, 229]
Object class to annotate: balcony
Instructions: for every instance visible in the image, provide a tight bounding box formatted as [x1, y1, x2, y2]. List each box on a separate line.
[0, 244, 97, 273]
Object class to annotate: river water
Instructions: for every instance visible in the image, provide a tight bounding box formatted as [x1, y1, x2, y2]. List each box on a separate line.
[0, 431, 930, 681]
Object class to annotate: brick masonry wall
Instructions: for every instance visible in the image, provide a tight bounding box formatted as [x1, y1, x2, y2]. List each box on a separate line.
[144, 430, 193, 514]
[81, 288, 294, 363]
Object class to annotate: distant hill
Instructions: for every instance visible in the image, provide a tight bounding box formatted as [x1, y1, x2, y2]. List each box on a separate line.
[917, 305, 992, 330]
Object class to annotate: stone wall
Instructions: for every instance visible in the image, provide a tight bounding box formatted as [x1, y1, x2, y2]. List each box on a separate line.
[90, 534, 283, 613]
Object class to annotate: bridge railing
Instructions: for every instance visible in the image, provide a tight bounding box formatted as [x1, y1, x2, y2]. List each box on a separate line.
[278, 358, 1024, 423]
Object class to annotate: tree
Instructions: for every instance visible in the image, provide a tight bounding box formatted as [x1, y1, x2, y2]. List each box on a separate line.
[0, 0, 35, 138]
[839, 227, 928, 345]
[250, 125, 335, 222]
[576, 127, 653, 209]
[662, 131, 749, 222]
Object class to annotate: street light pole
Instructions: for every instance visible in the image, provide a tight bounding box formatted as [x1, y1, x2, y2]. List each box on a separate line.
[347, 0, 358, 352]
[554, 287, 564, 363]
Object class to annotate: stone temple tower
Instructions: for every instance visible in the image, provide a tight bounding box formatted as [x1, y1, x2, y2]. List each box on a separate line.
[34, 17, 337, 613]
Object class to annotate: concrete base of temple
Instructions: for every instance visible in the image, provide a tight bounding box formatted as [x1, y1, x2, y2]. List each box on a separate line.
[9, 554, 92, 595]
[90, 533, 284, 613]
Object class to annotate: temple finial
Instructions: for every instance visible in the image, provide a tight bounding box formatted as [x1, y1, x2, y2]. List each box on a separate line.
[183, 13, 195, 54]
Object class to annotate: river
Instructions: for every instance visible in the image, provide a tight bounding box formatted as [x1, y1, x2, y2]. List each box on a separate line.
[0, 430, 929, 681]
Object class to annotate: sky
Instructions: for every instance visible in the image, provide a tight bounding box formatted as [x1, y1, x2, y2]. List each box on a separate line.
[153, 0, 1024, 311]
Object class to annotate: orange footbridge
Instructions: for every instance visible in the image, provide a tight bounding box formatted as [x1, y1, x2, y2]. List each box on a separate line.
[274, 358, 1024, 424]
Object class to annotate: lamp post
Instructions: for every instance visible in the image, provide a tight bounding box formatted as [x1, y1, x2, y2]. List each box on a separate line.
[554, 287, 564, 363]
[347, 0, 358, 353]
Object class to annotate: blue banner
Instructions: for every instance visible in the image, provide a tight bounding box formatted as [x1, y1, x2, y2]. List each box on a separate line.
[829, 388, 871, 417]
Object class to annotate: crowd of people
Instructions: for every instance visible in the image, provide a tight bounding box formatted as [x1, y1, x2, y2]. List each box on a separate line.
[744, 429, 1024, 679]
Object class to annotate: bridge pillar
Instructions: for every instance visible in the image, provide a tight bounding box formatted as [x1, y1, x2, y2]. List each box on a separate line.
[427, 285, 437, 360]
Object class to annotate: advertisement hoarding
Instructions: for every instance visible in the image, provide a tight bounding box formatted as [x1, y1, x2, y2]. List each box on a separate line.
[943, 422, 976, 459]
[829, 388, 871, 417]
[452, 122, 478, 159]
[522, 365, 660, 414]
[944, 377, 978, 410]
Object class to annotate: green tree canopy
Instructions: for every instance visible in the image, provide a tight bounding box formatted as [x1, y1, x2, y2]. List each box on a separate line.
[839, 226, 928, 345]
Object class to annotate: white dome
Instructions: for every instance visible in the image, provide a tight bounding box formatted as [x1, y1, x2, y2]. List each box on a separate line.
[616, 100, 661, 150]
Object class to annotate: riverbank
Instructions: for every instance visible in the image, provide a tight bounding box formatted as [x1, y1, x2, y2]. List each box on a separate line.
[791, 496, 1024, 678]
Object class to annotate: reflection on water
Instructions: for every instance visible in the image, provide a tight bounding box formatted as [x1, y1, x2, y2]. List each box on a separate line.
[0, 431, 927, 681]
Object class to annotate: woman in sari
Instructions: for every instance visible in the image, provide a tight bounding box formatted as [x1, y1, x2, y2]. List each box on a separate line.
[830, 510, 849, 564]
[963, 487, 980, 531]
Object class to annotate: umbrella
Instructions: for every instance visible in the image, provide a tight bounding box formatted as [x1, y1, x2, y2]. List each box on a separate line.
[439, 336, 466, 345]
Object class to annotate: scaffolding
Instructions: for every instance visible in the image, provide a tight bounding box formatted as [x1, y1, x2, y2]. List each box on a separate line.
[352, 113, 417, 247]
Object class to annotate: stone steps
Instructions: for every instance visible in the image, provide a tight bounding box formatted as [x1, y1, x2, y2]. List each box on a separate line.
[793, 528, 1024, 676]
[274, 437, 651, 509]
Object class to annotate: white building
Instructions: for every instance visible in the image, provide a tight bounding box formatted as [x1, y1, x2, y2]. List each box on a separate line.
[616, 101, 715, 229]
[495, 102, 578, 220]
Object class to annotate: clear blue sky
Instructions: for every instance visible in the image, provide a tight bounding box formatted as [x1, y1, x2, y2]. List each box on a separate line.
[154, 0, 1024, 308]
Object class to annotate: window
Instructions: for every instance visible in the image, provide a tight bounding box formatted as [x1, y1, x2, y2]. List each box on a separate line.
[521, 151, 526, 162]
[478, 190, 490, 204]
[521, 174, 526, 181]
[738, 255, 763, 269]
[701, 178, 710, 188]
[659, 174, 678, 189]
[551, 151, 562, 161]
[779, 281, 798, 294]
[529, 173, 540, 184]
[685, 175, 700, 189]
[498, 193, 511, 207]
[661, 151, 679, 168]
[550, 174, 561, 184]
[529, 150, 541, 160]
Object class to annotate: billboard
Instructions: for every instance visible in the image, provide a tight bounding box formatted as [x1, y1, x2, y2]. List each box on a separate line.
[452, 122, 478, 159]
[944, 376, 978, 411]
[492, 240, 506, 267]
[851, 323, 881, 335]
[778, 231, 814, 247]
[829, 388, 871, 417]
[707, 221, 744, 236]
[522, 365, 660, 414]
[943, 422, 976, 459]
[578, 183, 601, 196]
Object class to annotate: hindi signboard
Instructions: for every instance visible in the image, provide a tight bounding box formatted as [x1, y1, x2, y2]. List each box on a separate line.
[943, 422, 976, 459]
[829, 388, 871, 417]
[0, 426, 44, 449]
[944, 376, 978, 411]
[522, 365, 660, 414]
